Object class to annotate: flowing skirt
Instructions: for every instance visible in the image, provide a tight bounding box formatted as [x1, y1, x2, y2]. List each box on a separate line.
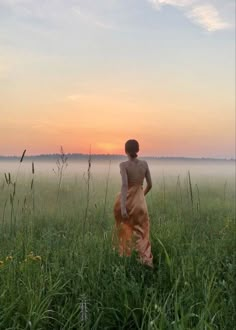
[112, 185, 153, 267]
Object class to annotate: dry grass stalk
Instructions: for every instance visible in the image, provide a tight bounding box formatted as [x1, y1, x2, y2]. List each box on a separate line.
[83, 146, 92, 240]
[103, 159, 111, 220]
[188, 171, 194, 212]
[53, 146, 68, 203]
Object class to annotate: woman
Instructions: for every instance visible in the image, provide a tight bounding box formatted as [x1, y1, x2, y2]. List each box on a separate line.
[112, 139, 153, 268]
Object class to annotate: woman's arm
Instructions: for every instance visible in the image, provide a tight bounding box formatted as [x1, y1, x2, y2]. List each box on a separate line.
[120, 163, 129, 219]
[144, 162, 152, 196]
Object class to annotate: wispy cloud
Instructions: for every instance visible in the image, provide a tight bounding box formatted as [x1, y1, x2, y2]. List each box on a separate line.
[149, 0, 195, 9]
[67, 94, 81, 101]
[1, 0, 50, 19]
[148, 0, 234, 32]
[0, 0, 116, 30]
[187, 4, 231, 32]
[72, 6, 116, 30]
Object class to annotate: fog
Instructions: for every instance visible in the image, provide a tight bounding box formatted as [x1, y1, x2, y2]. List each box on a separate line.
[0, 158, 235, 183]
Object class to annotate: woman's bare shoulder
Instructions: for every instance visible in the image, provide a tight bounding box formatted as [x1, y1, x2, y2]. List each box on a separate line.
[119, 161, 128, 168]
[139, 159, 148, 167]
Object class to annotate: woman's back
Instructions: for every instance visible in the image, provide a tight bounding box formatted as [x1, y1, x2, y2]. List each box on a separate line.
[121, 159, 148, 186]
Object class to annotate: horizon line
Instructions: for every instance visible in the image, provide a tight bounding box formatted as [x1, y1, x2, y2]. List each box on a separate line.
[0, 153, 235, 161]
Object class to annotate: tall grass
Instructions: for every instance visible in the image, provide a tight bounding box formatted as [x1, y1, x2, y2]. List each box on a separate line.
[53, 146, 68, 204]
[83, 147, 92, 238]
[0, 158, 235, 329]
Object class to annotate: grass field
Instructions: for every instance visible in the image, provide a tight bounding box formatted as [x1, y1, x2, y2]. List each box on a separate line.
[0, 156, 235, 329]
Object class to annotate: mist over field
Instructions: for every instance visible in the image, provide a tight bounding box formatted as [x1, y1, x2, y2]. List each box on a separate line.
[1, 157, 235, 180]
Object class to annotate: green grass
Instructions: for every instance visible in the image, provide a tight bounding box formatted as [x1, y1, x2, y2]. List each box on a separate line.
[0, 161, 235, 329]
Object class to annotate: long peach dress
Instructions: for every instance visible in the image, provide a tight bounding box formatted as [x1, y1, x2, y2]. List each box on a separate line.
[112, 159, 153, 267]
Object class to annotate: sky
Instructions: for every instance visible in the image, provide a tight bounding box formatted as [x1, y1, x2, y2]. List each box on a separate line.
[0, 0, 235, 158]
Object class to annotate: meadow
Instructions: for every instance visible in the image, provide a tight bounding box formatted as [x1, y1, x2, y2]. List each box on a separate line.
[0, 155, 235, 329]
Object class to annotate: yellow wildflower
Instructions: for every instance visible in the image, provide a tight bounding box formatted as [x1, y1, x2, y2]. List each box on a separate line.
[0, 261, 4, 266]
[34, 256, 42, 261]
[6, 256, 13, 261]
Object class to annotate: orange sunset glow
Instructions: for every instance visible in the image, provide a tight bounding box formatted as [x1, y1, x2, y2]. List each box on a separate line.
[0, 0, 235, 158]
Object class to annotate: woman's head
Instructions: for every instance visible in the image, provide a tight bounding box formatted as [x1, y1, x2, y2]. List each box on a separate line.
[125, 139, 139, 158]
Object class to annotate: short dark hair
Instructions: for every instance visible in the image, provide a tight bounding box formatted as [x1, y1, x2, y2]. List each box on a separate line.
[125, 139, 139, 158]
